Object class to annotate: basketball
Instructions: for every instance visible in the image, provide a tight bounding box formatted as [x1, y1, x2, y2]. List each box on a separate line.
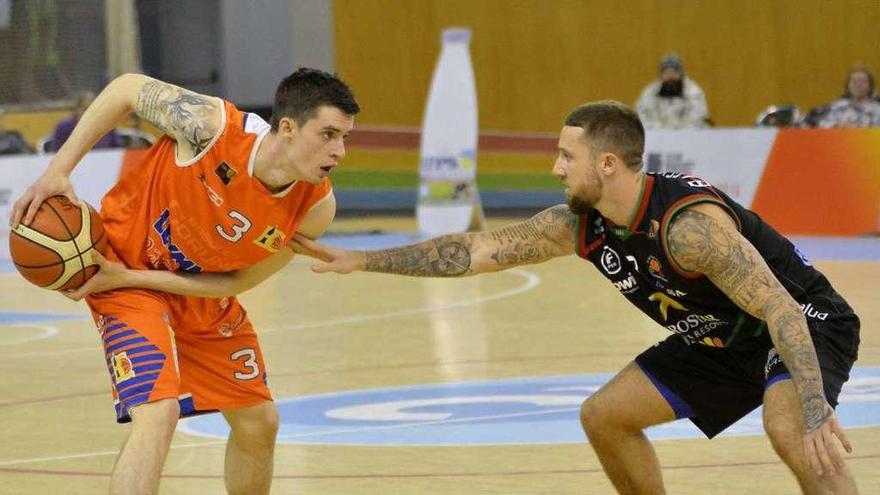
[9, 196, 107, 290]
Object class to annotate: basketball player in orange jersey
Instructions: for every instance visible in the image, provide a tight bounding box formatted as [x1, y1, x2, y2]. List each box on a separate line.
[10, 68, 359, 495]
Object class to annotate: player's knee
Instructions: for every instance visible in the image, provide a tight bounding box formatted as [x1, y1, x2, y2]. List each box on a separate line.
[763, 412, 799, 452]
[580, 396, 611, 436]
[130, 398, 180, 439]
[229, 402, 279, 442]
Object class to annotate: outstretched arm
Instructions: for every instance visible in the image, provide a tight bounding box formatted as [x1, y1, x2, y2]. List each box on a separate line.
[666, 202, 851, 477]
[11, 73, 221, 227]
[293, 204, 578, 277]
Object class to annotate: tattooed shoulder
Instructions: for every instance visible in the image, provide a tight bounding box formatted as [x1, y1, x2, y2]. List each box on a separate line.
[665, 206, 743, 274]
[665, 208, 716, 272]
[136, 80, 220, 155]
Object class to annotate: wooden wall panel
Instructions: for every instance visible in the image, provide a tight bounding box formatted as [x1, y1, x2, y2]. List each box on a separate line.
[334, 0, 880, 130]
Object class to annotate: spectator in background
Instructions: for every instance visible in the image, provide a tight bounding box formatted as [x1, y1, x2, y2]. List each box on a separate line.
[48, 91, 122, 152]
[812, 66, 880, 128]
[636, 52, 709, 129]
[0, 109, 35, 155]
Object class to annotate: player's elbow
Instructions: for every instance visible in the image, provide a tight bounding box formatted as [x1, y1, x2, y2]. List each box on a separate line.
[762, 298, 807, 335]
[109, 73, 152, 110]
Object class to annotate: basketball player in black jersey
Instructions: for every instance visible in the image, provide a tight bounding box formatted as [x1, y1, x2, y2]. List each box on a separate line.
[292, 101, 860, 494]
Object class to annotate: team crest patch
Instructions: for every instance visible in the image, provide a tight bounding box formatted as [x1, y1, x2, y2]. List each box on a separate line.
[647, 255, 667, 281]
[112, 352, 136, 383]
[215, 162, 238, 185]
[253, 226, 286, 253]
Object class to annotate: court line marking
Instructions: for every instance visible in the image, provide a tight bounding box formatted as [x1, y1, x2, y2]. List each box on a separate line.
[0, 268, 540, 359]
[1, 453, 878, 479]
[0, 325, 59, 346]
[0, 390, 106, 409]
[0, 406, 578, 466]
[260, 268, 541, 334]
[0, 440, 227, 467]
[2, 397, 879, 467]
[177, 405, 579, 442]
[0, 349, 630, 410]
[0, 345, 96, 358]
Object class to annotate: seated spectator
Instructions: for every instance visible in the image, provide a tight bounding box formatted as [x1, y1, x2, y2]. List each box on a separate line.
[636, 53, 709, 129]
[812, 66, 880, 128]
[47, 90, 122, 152]
[0, 109, 35, 155]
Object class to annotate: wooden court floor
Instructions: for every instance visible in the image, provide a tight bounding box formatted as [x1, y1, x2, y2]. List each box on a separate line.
[1, 217, 878, 494]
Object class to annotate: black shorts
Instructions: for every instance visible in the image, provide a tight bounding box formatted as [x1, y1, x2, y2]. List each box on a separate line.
[634, 314, 860, 438]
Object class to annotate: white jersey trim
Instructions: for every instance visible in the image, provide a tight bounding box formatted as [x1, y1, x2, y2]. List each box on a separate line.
[271, 181, 297, 198]
[246, 114, 272, 179]
[305, 186, 334, 211]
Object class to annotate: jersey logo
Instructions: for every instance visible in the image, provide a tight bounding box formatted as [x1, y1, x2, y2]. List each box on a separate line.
[800, 303, 829, 321]
[612, 273, 639, 293]
[600, 246, 622, 275]
[252, 225, 286, 253]
[649, 292, 688, 321]
[215, 161, 238, 185]
[647, 256, 667, 282]
[152, 209, 203, 273]
[198, 173, 223, 206]
[112, 352, 136, 383]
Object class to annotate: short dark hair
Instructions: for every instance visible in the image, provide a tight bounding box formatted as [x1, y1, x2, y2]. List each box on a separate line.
[564, 100, 644, 169]
[270, 67, 360, 132]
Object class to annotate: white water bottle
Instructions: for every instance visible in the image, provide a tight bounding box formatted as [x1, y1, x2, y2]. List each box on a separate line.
[417, 28, 483, 235]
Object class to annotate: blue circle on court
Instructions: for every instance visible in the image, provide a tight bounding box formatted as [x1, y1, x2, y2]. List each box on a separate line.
[179, 367, 880, 446]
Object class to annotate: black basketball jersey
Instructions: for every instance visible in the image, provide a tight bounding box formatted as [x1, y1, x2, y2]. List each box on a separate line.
[574, 172, 856, 348]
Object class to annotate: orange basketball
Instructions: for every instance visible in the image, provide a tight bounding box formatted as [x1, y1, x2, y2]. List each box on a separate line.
[9, 196, 107, 290]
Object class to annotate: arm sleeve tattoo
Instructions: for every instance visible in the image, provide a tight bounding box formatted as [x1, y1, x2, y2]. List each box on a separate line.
[363, 205, 578, 277]
[666, 207, 831, 431]
[136, 80, 219, 155]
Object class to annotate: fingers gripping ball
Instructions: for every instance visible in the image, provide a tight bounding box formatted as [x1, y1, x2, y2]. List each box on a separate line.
[9, 196, 107, 290]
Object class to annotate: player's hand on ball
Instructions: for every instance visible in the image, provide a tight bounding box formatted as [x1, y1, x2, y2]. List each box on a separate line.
[290, 234, 366, 274]
[62, 250, 129, 301]
[11, 170, 79, 228]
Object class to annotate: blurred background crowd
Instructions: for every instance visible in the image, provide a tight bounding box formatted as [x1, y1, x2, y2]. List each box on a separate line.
[0, 0, 877, 157]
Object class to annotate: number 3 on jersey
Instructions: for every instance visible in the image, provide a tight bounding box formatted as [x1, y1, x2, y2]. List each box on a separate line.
[231, 348, 260, 380]
[216, 210, 252, 242]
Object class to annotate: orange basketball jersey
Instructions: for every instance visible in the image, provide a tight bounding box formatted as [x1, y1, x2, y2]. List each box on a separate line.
[100, 101, 331, 273]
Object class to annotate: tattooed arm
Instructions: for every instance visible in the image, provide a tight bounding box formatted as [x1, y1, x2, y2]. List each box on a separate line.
[133, 76, 222, 159]
[666, 202, 851, 476]
[291, 204, 578, 276]
[11, 74, 221, 226]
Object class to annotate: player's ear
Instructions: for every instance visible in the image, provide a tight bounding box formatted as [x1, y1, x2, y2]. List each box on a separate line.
[599, 152, 617, 175]
[277, 116, 298, 139]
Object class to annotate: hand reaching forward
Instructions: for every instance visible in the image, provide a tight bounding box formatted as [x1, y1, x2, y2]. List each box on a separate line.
[290, 234, 366, 274]
[803, 404, 852, 477]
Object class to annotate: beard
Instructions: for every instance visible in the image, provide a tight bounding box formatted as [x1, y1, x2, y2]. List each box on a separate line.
[566, 189, 594, 214]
